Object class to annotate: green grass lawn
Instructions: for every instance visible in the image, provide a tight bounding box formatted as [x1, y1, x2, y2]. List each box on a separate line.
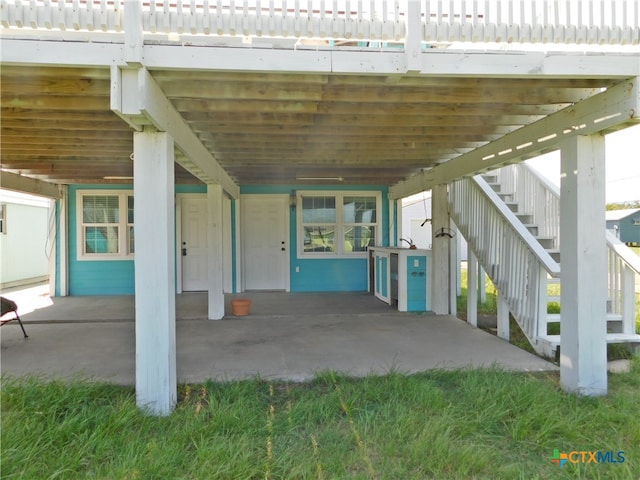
[2, 365, 640, 479]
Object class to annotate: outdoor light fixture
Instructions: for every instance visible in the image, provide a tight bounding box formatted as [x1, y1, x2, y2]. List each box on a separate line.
[296, 177, 344, 182]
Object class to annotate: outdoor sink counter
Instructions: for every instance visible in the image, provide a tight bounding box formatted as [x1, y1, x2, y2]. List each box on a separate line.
[369, 247, 432, 312]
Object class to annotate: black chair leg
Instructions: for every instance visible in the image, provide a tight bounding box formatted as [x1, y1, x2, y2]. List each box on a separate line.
[15, 313, 28, 338]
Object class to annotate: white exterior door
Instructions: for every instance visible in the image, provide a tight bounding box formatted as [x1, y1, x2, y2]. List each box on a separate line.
[242, 195, 289, 291]
[181, 196, 208, 291]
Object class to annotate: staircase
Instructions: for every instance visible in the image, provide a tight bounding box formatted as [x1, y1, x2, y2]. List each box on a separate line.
[449, 163, 640, 357]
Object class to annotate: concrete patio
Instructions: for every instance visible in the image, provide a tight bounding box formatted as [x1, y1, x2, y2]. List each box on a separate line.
[1, 287, 557, 385]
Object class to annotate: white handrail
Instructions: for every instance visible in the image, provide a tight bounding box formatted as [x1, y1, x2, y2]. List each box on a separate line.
[423, 0, 640, 44]
[2, 0, 638, 45]
[500, 162, 640, 275]
[492, 162, 638, 339]
[473, 174, 560, 276]
[607, 230, 640, 275]
[449, 176, 553, 342]
[497, 163, 561, 245]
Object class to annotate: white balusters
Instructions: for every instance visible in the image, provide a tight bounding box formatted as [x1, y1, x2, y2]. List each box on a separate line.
[0, 0, 637, 45]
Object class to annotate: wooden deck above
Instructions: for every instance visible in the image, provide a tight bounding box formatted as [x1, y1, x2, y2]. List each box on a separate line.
[1, 0, 639, 191]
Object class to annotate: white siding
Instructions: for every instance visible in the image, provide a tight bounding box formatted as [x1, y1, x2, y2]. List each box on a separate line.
[0, 199, 49, 286]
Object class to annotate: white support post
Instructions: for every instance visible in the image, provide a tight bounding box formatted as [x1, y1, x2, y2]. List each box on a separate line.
[559, 134, 607, 396]
[478, 266, 487, 303]
[456, 227, 462, 296]
[449, 225, 458, 317]
[234, 197, 242, 293]
[467, 249, 478, 327]
[48, 198, 57, 298]
[58, 186, 68, 297]
[621, 266, 636, 335]
[431, 184, 451, 315]
[497, 290, 510, 340]
[207, 184, 225, 320]
[134, 129, 177, 415]
[389, 197, 397, 246]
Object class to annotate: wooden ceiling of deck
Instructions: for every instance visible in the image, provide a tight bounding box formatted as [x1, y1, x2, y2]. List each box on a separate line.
[0, 65, 618, 186]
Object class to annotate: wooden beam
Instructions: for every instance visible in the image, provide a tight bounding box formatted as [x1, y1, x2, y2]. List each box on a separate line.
[0, 170, 61, 198]
[162, 82, 325, 101]
[1, 95, 110, 110]
[326, 76, 615, 89]
[390, 78, 640, 199]
[193, 125, 512, 137]
[2, 145, 131, 154]
[184, 113, 532, 127]
[0, 78, 110, 96]
[211, 151, 463, 162]
[166, 99, 564, 116]
[111, 66, 239, 198]
[0, 65, 111, 80]
[201, 137, 489, 148]
[1, 109, 128, 122]
[153, 71, 329, 84]
[172, 99, 320, 114]
[2, 133, 133, 144]
[313, 102, 565, 116]
[319, 87, 598, 105]
[0, 118, 130, 130]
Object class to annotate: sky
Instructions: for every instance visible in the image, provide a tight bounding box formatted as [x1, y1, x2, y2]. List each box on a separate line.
[526, 124, 640, 204]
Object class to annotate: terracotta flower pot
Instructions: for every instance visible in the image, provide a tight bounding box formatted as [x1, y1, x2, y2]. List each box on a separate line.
[231, 298, 252, 316]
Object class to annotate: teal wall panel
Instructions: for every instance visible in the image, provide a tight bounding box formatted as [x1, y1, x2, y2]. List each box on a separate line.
[65, 184, 207, 295]
[243, 184, 388, 292]
[292, 258, 369, 292]
[60, 184, 389, 295]
[67, 185, 135, 295]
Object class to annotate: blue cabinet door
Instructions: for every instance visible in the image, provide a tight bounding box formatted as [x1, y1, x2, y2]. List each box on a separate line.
[406, 255, 427, 311]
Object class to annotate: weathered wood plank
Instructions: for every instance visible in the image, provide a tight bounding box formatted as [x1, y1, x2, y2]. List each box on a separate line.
[0, 78, 110, 96]
[1, 95, 111, 110]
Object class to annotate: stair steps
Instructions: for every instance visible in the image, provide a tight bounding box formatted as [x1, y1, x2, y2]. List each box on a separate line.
[545, 248, 561, 262]
[536, 332, 640, 358]
[539, 333, 640, 347]
[472, 169, 638, 358]
[535, 236, 555, 249]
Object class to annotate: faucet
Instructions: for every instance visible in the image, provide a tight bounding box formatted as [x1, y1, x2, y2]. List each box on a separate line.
[399, 238, 416, 249]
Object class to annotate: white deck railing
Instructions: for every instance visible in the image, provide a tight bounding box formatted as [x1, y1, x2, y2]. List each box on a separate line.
[496, 163, 561, 247]
[2, 0, 638, 45]
[449, 175, 558, 343]
[476, 163, 639, 345]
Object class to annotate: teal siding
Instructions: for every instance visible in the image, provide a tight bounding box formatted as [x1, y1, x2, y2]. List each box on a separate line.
[242, 184, 388, 293]
[65, 184, 207, 295]
[60, 183, 388, 295]
[68, 185, 135, 295]
[292, 258, 369, 292]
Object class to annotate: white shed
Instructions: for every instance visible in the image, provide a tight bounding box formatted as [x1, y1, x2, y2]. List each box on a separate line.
[0, 189, 51, 288]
